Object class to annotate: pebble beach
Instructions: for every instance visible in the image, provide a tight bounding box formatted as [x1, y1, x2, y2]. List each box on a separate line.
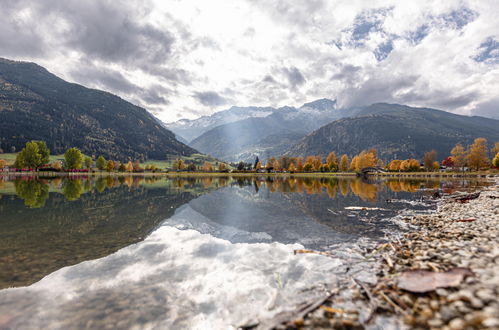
[296, 178, 499, 330]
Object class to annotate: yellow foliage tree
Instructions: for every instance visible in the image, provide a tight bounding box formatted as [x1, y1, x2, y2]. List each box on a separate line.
[339, 154, 349, 172]
[106, 160, 115, 172]
[52, 160, 62, 170]
[326, 152, 338, 171]
[296, 157, 304, 172]
[388, 160, 401, 171]
[467, 138, 489, 171]
[350, 155, 360, 172]
[0, 159, 5, 169]
[202, 162, 213, 171]
[288, 163, 295, 172]
[125, 161, 133, 172]
[219, 163, 226, 171]
[450, 143, 466, 171]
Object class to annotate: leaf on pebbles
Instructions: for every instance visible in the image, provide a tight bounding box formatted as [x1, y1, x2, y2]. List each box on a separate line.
[397, 268, 474, 293]
[452, 218, 476, 222]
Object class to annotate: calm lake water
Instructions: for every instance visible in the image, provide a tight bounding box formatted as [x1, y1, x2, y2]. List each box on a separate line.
[0, 175, 491, 329]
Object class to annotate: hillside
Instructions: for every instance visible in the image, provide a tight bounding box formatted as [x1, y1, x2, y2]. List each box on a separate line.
[0, 58, 196, 161]
[189, 99, 342, 162]
[286, 103, 499, 160]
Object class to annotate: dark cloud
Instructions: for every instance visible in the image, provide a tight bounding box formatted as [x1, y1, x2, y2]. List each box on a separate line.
[0, 1, 48, 57]
[0, 1, 177, 71]
[340, 75, 418, 107]
[281, 67, 306, 88]
[70, 65, 139, 94]
[249, 0, 326, 30]
[59, 1, 175, 67]
[262, 75, 277, 84]
[472, 98, 499, 119]
[141, 85, 173, 105]
[331, 65, 362, 85]
[193, 91, 227, 106]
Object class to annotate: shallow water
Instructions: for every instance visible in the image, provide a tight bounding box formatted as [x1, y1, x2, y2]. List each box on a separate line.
[0, 175, 491, 329]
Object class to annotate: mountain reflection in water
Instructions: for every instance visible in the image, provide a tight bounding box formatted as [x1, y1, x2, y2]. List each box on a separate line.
[0, 175, 488, 291]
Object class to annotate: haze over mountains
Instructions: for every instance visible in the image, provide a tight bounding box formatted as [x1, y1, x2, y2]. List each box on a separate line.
[0, 58, 196, 161]
[167, 100, 499, 163]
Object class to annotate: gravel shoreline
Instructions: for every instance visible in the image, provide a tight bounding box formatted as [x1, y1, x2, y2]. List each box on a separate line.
[294, 179, 499, 329]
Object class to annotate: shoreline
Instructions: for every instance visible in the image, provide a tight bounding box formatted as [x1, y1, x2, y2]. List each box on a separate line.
[295, 178, 499, 329]
[0, 171, 496, 179]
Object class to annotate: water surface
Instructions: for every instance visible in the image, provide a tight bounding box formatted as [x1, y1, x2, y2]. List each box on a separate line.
[0, 175, 490, 329]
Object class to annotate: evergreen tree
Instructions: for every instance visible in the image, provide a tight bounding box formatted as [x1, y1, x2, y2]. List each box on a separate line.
[254, 156, 260, 169]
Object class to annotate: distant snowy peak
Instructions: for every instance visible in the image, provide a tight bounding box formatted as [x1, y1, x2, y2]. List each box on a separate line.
[164, 99, 337, 142]
[164, 106, 277, 142]
[300, 98, 337, 111]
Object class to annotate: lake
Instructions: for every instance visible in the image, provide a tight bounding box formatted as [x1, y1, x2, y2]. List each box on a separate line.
[0, 175, 490, 329]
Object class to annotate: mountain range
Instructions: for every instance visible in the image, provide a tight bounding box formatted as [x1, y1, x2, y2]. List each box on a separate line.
[2, 57, 497, 164]
[286, 103, 499, 160]
[0, 58, 196, 161]
[167, 100, 499, 162]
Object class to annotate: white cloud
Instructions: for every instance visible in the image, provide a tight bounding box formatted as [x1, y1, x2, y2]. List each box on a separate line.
[1, 0, 498, 122]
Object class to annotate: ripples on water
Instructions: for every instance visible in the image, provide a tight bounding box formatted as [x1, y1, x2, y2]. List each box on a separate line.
[0, 175, 490, 329]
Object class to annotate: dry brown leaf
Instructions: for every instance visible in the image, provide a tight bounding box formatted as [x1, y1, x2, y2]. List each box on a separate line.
[320, 306, 345, 314]
[397, 268, 474, 293]
[452, 218, 476, 222]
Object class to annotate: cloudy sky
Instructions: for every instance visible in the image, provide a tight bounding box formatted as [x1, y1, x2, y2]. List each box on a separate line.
[1, 0, 499, 122]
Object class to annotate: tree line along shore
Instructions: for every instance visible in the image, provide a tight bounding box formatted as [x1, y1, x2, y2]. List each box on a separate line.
[1, 138, 498, 175]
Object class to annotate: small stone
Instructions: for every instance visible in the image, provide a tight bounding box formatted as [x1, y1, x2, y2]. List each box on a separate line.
[448, 318, 465, 330]
[483, 318, 499, 328]
[428, 318, 443, 328]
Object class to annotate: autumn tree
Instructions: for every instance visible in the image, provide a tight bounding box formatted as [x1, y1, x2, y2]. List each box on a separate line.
[288, 163, 295, 172]
[64, 147, 83, 170]
[96, 156, 106, 170]
[106, 160, 115, 172]
[279, 156, 291, 171]
[303, 163, 313, 172]
[450, 143, 466, 171]
[326, 152, 338, 172]
[125, 161, 134, 172]
[254, 156, 260, 169]
[312, 156, 322, 171]
[467, 138, 489, 171]
[255, 161, 262, 170]
[400, 159, 420, 172]
[339, 154, 349, 172]
[493, 153, 499, 168]
[172, 158, 185, 170]
[52, 160, 62, 171]
[423, 150, 438, 171]
[0, 159, 6, 169]
[350, 155, 360, 172]
[296, 157, 304, 172]
[187, 163, 196, 171]
[219, 163, 227, 171]
[118, 163, 126, 172]
[267, 157, 276, 169]
[202, 161, 213, 171]
[492, 142, 499, 155]
[442, 157, 454, 168]
[388, 160, 402, 171]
